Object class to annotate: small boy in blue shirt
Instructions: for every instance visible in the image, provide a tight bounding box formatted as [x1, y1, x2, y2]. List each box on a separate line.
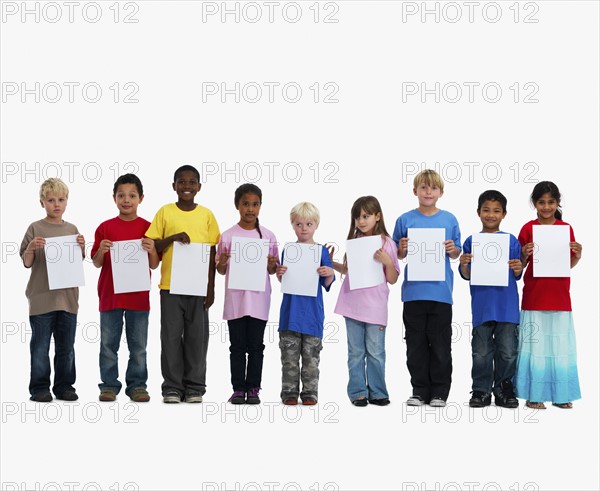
[393, 169, 461, 407]
[459, 190, 522, 408]
[276, 202, 335, 406]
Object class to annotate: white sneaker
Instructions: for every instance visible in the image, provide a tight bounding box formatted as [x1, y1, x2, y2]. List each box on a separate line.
[406, 395, 425, 406]
[429, 397, 446, 407]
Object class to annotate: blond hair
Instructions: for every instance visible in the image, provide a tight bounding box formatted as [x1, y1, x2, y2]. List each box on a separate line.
[39, 178, 69, 200]
[413, 169, 444, 192]
[290, 202, 320, 225]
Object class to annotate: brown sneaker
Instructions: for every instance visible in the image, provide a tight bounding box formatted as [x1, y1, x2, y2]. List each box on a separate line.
[130, 388, 150, 402]
[99, 389, 116, 402]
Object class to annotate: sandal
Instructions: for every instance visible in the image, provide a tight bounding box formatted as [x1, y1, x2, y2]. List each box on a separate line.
[552, 402, 573, 409]
[526, 401, 547, 409]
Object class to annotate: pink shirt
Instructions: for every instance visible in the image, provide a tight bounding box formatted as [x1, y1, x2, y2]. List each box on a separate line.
[334, 235, 400, 326]
[217, 224, 279, 321]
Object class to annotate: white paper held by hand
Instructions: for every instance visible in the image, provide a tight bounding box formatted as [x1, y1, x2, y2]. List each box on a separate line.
[533, 225, 570, 277]
[281, 242, 321, 297]
[470, 233, 510, 287]
[346, 235, 385, 290]
[407, 228, 445, 281]
[44, 235, 85, 290]
[170, 242, 211, 296]
[111, 239, 151, 294]
[228, 236, 269, 292]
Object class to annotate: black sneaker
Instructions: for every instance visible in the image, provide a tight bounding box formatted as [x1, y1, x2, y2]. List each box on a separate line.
[56, 390, 78, 401]
[469, 391, 492, 408]
[352, 398, 368, 407]
[368, 398, 390, 406]
[30, 392, 53, 403]
[246, 388, 261, 405]
[228, 391, 246, 404]
[495, 380, 519, 408]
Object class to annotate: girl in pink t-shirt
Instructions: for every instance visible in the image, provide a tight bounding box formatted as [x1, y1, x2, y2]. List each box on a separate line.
[330, 196, 400, 407]
[216, 184, 279, 405]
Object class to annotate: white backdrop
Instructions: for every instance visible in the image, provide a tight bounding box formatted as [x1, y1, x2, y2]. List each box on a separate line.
[1, 1, 599, 490]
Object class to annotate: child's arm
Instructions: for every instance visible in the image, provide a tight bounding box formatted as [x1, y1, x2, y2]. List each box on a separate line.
[154, 232, 190, 254]
[216, 251, 230, 275]
[77, 234, 85, 258]
[326, 244, 347, 274]
[317, 265, 335, 288]
[570, 241, 582, 268]
[92, 240, 112, 268]
[276, 264, 287, 282]
[459, 253, 472, 279]
[520, 242, 534, 268]
[204, 245, 217, 310]
[267, 255, 277, 275]
[141, 238, 160, 270]
[398, 237, 409, 259]
[22, 237, 45, 268]
[374, 248, 399, 285]
[444, 240, 460, 260]
[508, 259, 522, 277]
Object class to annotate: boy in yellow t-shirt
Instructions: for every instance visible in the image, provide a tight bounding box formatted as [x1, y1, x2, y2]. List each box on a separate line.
[146, 165, 220, 403]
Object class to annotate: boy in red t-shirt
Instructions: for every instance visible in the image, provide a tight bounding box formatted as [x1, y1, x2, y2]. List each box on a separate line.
[91, 174, 160, 402]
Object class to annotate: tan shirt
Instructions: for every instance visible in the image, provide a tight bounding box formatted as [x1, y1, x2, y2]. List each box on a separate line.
[20, 219, 81, 316]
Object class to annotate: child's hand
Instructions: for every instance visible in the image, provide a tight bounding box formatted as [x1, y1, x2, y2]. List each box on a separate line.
[267, 254, 277, 274]
[141, 237, 155, 253]
[374, 248, 392, 266]
[204, 288, 215, 310]
[325, 243, 336, 263]
[317, 266, 334, 278]
[570, 241, 582, 259]
[459, 253, 472, 267]
[508, 258, 523, 277]
[218, 251, 230, 267]
[521, 242, 534, 260]
[276, 265, 288, 281]
[27, 236, 46, 252]
[399, 237, 409, 256]
[444, 240, 459, 258]
[173, 232, 190, 244]
[97, 239, 113, 255]
[77, 234, 86, 255]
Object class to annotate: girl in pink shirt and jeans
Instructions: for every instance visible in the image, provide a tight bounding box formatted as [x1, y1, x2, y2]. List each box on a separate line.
[217, 184, 279, 404]
[331, 196, 400, 407]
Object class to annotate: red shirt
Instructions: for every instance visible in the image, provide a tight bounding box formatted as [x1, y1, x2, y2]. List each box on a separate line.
[91, 216, 152, 312]
[518, 219, 575, 311]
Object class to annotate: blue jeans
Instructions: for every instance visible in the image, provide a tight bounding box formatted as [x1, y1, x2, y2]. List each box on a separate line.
[99, 309, 149, 396]
[471, 321, 518, 394]
[29, 311, 77, 398]
[345, 317, 388, 401]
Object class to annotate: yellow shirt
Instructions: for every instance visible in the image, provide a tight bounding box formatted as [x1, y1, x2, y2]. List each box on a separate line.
[146, 203, 220, 290]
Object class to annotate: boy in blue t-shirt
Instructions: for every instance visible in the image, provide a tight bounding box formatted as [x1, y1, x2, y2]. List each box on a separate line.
[393, 170, 461, 407]
[458, 190, 522, 408]
[276, 202, 335, 406]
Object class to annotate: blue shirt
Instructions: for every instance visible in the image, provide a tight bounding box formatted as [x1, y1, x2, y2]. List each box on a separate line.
[392, 209, 461, 304]
[278, 244, 334, 338]
[459, 232, 522, 327]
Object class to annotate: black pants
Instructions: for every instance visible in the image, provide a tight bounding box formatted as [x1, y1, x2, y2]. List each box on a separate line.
[403, 300, 453, 402]
[228, 316, 267, 391]
[160, 291, 209, 396]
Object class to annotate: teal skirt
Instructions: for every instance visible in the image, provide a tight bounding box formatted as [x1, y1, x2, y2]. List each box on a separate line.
[514, 310, 581, 403]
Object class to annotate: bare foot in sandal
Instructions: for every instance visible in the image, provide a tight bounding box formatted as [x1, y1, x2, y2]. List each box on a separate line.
[552, 402, 573, 409]
[526, 401, 547, 409]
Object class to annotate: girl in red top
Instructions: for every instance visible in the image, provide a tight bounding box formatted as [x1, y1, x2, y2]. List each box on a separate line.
[515, 181, 583, 409]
